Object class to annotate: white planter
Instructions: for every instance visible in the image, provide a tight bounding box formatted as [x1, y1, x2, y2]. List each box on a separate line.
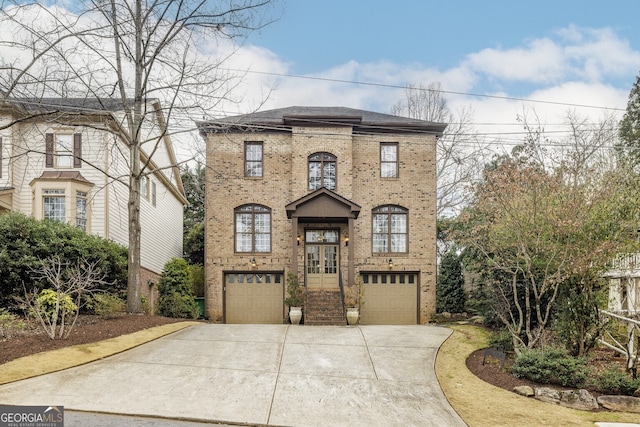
[289, 306, 302, 325]
[346, 307, 359, 325]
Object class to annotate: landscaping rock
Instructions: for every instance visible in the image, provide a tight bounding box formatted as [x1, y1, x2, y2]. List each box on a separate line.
[513, 386, 534, 397]
[535, 387, 560, 404]
[597, 395, 640, 413]
[469, 315, 485, 324]
[441, 312, 452, 319]
[559, 389, 598, 411]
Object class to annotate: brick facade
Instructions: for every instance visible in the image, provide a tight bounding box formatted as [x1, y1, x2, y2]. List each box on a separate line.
[199, 107, 445, 324]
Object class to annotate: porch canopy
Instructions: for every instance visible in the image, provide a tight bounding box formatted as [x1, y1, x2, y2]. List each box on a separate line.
[285, 188, 360, 285]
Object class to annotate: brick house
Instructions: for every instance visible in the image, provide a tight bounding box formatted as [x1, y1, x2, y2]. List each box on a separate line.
[0, 97, 187, 307]
[197, 106, 446, 324]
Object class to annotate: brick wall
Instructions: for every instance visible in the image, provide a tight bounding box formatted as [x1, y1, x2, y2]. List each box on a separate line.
[204, 124, 437, 323]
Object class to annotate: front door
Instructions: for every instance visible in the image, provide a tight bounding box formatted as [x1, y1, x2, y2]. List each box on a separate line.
[305, 229, 339, 289]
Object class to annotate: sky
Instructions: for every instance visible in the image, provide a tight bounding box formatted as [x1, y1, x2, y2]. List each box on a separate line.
[2, 1, 640, 156]
[215, 0, 640, 151]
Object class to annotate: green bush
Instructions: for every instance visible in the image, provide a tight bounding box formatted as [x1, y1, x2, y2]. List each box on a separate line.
[436, 250, 466, 313]
[91, 293, 126, 316]
[513, 347, 588, 387]
[488, 329, 515, 352]
[591, 365, 640, 395]
[0, 213, 127, 306]
[189, 264, 205, 297]
[0, 308, 28, 338]
[157, 258, 197, 319]
[35, 289, 78, 323]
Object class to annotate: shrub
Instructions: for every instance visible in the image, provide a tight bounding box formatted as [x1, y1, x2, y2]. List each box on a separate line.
[488, 329, 515, 352]
[157, 258, 197, 319]
[34, 289, 78, 324]
[436, 250, 466, 313]
[591, 365, 640, 395]
[0, 213, 127, 306]
[189, 264, 205, 297]
[92, 293, 126, 316]
[284, 272, 304, 307]
[0, 308, 28, 338]
[513, 347, 588, 387]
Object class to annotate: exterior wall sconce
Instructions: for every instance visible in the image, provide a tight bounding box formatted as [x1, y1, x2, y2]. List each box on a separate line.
[345, 236, 349, 247]
[297, 235, 301, 246]
[251, 258, 257, 268]
[388, 258, 393, 268]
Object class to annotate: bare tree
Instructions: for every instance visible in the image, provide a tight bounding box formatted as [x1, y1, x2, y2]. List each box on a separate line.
[0, 1, 275, 312]
[391, 82, 490, 219]
[20, 256, 111, 339]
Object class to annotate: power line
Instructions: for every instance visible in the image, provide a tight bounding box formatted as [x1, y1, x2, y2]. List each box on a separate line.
[220, 67, 627, 112]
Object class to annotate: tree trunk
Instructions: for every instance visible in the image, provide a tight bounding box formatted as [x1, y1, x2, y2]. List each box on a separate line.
[126, 144, 143, 313]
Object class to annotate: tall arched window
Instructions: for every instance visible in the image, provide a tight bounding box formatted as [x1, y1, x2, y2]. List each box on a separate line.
[235, 204, 271, 252]
[372, 205, 408, 253]
[308, 152, 336, 190]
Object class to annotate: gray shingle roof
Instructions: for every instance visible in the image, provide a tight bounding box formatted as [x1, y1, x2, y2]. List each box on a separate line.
[197, 106, 447, 136]
[5, 97, 146, 114]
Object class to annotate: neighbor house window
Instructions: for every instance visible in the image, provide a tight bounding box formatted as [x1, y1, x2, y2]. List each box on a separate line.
[45, 133, 82, 168]
[151, 181, 156, 207]
[245, 142, 263, 177]
[43, 189, 66, 222]
[308, 152, 336, 190]
[380, 143, 398, 178]
[76, 191, 87, 230]
[141, 176, 149, 199]
[235, 204, 271, 252]
[372, 205, 408, 253]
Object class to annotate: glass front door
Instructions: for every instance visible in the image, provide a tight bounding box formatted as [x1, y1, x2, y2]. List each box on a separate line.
[305, 229, 339, 289]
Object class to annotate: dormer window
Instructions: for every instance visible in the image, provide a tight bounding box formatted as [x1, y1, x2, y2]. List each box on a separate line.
[308, 152, 336, 191]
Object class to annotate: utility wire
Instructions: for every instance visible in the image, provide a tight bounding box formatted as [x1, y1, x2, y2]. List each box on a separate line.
[220, 67, 628, 112]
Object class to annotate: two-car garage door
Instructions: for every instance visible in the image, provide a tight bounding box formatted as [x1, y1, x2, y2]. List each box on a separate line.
[224, 271, 418, 325]
[225, 272, 283, 324]
[360, 272, 418, 325]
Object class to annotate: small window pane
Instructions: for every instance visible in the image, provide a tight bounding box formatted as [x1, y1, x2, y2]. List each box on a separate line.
[228, 274, 235, 284]
[56, 134, 73, 168]
[245, 142, 263, 177]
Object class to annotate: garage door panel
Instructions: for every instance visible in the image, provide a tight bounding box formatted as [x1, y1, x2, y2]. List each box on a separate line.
[225, 274, 283, 324]
[360, 273, 418, 325]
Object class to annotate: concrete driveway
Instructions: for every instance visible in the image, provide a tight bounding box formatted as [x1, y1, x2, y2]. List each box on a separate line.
[0, 324, 465, 426]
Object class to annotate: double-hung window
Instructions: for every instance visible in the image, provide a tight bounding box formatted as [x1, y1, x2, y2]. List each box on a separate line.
[45, 133, 82, 168]
[43, 189, 66, 222]
[308, 152, 336, 190]
[235, 204, 271, 252]
[372, 205, 408, 253]
[245, 142, 263, 177]
[380, 143, 398, 178]
[76, 191, 87, 230]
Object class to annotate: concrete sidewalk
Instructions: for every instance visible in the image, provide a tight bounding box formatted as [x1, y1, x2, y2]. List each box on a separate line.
[0, 324, 465, 426]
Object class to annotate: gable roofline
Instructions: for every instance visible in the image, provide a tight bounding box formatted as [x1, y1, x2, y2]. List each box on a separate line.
[2, 97, 187, 206]
[285, 187, 361, 220]
[196, 106, 447, 137]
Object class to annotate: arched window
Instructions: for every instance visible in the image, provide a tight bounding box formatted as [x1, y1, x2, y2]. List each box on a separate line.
[372, 205, 408, 253]
[235, 204, 271, 252]
[308, 152, 336, 190]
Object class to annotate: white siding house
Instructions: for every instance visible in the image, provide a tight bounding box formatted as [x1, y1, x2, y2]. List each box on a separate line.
[604, 253, 640, 315]
[0, 97, 186, 287]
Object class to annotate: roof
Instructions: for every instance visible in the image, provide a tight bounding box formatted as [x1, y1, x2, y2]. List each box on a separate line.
[32, 171, 94, 185]
[4, 97, 146, 114]
[196, 106, 447, 136]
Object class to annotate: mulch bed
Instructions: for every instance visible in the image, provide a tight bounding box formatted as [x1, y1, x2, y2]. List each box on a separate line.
[0, 314, 184, 365]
